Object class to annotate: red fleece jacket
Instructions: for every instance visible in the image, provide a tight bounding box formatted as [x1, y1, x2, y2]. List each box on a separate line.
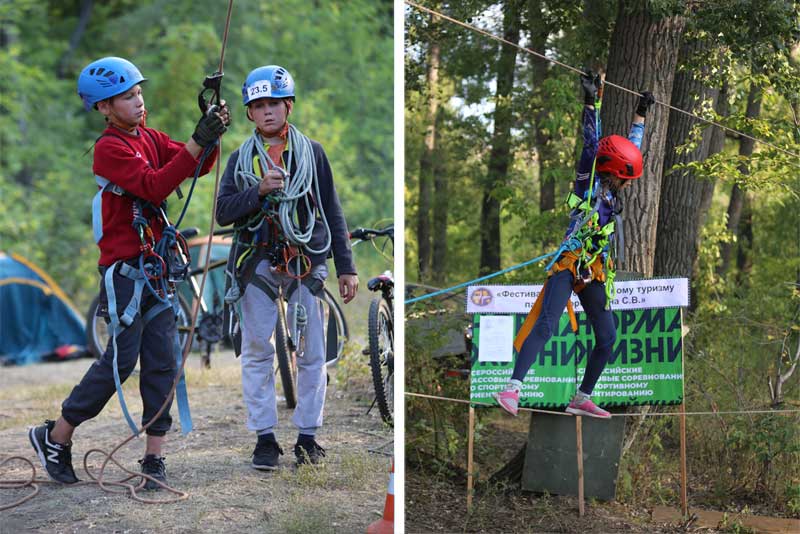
[93, 125, 217, 266]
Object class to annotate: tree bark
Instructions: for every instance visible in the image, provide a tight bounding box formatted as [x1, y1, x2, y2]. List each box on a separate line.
[417, 15, 441, 282]
[654, 37, 719, 279]
[526, 0, 555, 212]
[601, 0, 685, 277]
[718, 82, 761, 276]
[431, 108, 448, 284]
[480, 0, 522, 274]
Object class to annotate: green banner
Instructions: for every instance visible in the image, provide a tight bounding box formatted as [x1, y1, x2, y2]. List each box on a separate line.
[470, 308, 684, 408]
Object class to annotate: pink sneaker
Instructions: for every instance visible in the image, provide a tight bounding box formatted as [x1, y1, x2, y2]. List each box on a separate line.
[493, 389, 519, 416]
[566, 397, 611, 418]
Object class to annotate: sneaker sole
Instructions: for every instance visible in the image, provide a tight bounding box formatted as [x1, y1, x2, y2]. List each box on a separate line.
[492, 393, 518, 416]
[27, 427, 51, 479]
[251, 462, 279, 471]
[27, 426, 79, 484]
[565, 407, 611, 419]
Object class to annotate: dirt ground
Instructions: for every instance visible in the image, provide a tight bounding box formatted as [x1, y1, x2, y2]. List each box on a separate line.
[405, 410, 799, 534]
[0, 349, 392, 534]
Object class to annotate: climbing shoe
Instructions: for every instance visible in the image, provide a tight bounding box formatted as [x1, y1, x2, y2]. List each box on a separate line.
[28, 420, 79, 484]
[294, 437, 326, 466]
[566, 396, 611, 419]
[252, 434, 283, 471]
[493, 388, 520, 416]
[139, 454, 167, 490]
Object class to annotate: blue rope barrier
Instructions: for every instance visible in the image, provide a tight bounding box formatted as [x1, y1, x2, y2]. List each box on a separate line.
[405, 250, 559, 305]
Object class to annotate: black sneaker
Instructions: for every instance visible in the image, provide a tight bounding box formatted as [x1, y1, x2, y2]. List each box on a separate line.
[139, 454, 167, 490]
[294, 438, 326, 465]
[252, 435, 283, 471]
[28, 420, 79, 484]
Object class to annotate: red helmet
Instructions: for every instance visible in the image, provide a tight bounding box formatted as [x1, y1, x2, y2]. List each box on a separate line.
[596, 134, 642, 179]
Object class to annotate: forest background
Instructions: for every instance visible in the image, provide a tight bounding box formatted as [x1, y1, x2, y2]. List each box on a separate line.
[405, 0, 800, 525]
[0, 0, 394, 324]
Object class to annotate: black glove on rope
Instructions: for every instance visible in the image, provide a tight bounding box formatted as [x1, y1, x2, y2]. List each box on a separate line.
[581, 71, 602, 106]
[192, 109, 227, 147]
[636, 91, 655, 117]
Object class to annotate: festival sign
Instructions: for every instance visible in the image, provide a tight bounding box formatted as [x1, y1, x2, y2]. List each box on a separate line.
[469, 279, 688, 408]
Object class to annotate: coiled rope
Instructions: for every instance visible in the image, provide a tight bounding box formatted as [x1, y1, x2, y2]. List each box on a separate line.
[234, 124, 332, 256]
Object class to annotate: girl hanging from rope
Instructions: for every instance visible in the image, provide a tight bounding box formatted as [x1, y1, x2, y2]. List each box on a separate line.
[216, 65, 358, 469]
[494, 71, 654, 419]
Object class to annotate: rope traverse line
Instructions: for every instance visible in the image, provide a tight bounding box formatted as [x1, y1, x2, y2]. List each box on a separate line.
[406, 391, 800, 417]
[405, 250, 556, 304]
[405, 0, 800, 161]
[0, 0, 236, 511]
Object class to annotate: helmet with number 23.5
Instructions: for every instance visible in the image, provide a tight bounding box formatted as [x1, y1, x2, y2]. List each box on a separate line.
[241, 65, 295, 105]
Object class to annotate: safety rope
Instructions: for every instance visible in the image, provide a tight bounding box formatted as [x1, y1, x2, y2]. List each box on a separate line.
[0, 0, 235, 510]
[404, 0, 800, 163]
[405, 250, 560, 304]
[405, 391, 800, 418]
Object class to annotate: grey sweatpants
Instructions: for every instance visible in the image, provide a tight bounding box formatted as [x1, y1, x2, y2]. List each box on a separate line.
[239, 260, 328, 435]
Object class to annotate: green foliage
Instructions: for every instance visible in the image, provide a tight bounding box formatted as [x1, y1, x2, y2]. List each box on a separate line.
[0, 0, 392, 311]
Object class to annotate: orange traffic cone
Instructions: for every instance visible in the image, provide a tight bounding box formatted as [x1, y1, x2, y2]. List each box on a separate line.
[367, 459, 394, 534]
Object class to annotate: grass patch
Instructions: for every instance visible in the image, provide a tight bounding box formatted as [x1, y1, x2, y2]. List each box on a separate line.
[277, 452, 386, 491]
[275, 493, 340, 534]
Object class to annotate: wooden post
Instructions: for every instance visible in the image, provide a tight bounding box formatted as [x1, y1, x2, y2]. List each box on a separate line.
[680, 402, 688, 517]
[467, 406, 475, 511]
[679, 308, 688, 517]
[576, 415, 585, 517]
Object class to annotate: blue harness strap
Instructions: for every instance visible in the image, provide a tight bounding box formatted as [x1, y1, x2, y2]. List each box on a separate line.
[92, 175, 127, 244]
[104, 262, 194, 436]
[104, 262, 142, 436]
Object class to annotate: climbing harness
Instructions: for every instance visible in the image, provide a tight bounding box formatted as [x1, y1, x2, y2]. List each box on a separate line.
[225, 121, 332, 352]
[90, 128, 195, 436]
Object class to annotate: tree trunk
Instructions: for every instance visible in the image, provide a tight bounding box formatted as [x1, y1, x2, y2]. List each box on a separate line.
[718, 83, 761, 276]
[431, 108, 448, 284]
[57, 0, 93, 79]
[601, 0, 685, 277]
[527, 0, 554, 212]
[480, 0, 522, 274]
[417, 17, 441, 282]
[653, 37, 718, 279]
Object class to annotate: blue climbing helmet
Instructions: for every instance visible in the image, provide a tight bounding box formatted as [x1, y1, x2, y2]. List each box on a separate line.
[241, 65, 295, 105]
[77, 57, 146, 111]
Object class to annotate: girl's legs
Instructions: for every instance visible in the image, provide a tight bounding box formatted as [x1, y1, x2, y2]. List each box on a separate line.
[566, 280, 615, 418]
[510, 269, 575, 382]
[575, 281, 616, 395]
[495, 269, 574, 416]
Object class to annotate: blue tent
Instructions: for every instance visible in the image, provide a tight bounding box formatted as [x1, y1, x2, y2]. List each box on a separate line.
[0, 252, 86, 365]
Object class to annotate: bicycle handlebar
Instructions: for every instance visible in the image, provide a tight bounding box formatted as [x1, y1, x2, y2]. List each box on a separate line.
[349, 226, 394, 241]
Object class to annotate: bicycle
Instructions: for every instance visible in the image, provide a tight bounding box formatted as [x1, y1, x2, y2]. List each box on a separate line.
[350, 226, 394, 426]
[85, 227, 348, 409]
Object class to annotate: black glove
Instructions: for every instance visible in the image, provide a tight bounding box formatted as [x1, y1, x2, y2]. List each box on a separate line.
[636, 91, 655, 116]
[192, 108, 227, 147]
[581, 71, 602, 106]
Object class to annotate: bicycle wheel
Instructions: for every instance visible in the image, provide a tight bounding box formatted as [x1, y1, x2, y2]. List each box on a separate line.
[275, 300, 298, 409]
[368, 297, 393, 425]
[85, 295, 107, 359]
[321, 288, 349, 365]
[86, 293, 192, 359]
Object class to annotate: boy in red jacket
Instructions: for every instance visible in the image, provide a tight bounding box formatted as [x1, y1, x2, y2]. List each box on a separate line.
[28, 57, 229, 489]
